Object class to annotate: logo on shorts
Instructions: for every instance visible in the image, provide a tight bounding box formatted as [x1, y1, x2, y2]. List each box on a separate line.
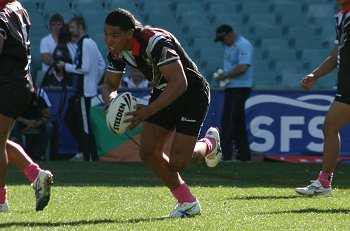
[181, 117, 196, 123]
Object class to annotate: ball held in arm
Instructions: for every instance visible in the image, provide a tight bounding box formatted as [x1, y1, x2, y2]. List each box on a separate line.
[106, 92, 137, 135]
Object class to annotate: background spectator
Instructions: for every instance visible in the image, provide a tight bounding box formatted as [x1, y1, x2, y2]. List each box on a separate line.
[214, 24, 253, 162]
[10, 88, 53, 161]
[56, 16, 106, 162]
[40, 13, 64, 73]
[43, 23, 77, 88]
[121, 68, 150, 88]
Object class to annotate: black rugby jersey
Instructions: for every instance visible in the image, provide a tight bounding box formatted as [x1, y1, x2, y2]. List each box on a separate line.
[0, 0, 31, 83]
[107, 27, 206, 90]
[335, 4, 350, 94]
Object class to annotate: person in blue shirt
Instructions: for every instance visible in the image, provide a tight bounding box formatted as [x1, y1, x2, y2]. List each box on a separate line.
[214, 24, 253, 162]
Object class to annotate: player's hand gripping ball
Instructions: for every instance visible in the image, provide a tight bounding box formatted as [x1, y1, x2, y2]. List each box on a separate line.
[106, 92, 137, 135]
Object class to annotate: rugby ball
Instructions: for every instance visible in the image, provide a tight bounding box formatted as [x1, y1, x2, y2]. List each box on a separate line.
[106, 92, 137, 135]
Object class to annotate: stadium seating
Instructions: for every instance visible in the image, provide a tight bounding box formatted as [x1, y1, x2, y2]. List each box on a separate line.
[246, 14, 277, 28]
[250, 25, 283, 39]
[265, 47, 297, 63]
[103, 0, 140, 16]
[200, 56, 223, 83]
[307, 4, 335, 18]
[286, 26, 316, 40]
[183, 21, 216, 40]
[280, 73, 302, 89]
[315, 72, 337, 90]
[278, 15, 309, 27]
[29, 11, 48, 39]
[23, 0, 339, 90]
[273, 61, 304, 75]
[203, 2, 236, 15]
[260, 38, 289, 49]
[210, 14, 243, 27]
[30, 43, 42, 79]
[253, 73, 280, 89]
[236, 2, 273, 14]
[38, 0, 71, 14]
[299, 48, 331, 63]
[254, 61, 271, 74]
[21, 0, 39, 13]
[272, 2, 304, 15]
[293, 38, 325, 50]
[256, 46, 273, 60]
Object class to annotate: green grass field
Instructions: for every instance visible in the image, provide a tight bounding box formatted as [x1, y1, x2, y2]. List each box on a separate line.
[1, 161, 350, 230]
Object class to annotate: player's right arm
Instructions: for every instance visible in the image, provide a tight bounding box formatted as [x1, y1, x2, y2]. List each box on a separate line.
[101, 52, 126, 110]
[101, 70, 123, 111]
[300, 45, 337, 90]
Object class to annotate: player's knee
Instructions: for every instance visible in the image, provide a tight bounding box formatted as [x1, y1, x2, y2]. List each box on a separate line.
[139, 151, 149, 162]
[139, 149, 157, 163]
[169, 159, 188, 172]
[322, 122, 338, 138]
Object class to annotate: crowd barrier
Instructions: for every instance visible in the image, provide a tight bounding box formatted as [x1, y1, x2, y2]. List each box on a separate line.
[46, 88, 350, 162]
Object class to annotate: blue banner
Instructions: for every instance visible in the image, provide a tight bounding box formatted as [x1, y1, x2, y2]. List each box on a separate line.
[47, 89, 350, 157]
[245, 91, 350, 156]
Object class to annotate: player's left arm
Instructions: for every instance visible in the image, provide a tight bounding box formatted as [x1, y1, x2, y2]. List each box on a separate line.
[127, 36, 187, 128]
[139, 38, 187, 117]
[127, 60, 187, 129]
[148, 60, 187, 116]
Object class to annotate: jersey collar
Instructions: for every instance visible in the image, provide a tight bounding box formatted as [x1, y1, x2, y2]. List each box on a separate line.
[340, 4, 350, 13]
[114, 37, 140, 60]
[132, 37, 140, 56]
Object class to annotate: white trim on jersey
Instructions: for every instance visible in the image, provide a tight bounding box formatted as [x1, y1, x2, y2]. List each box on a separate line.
[146, 32, 164, 57]
[121, 50, 137, 67]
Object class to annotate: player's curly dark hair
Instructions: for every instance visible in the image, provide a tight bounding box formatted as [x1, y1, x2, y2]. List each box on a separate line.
[104, 8, 143, 32]
[105, 8, 152, 78]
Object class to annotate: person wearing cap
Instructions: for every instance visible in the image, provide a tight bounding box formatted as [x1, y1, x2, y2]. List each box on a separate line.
[214, 24, 253, 162]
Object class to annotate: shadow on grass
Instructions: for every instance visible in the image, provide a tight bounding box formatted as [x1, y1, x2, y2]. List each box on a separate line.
[229, 195, 300, 200]
[0, 216, 170, 228]
[6, 162, 350, 188]
[261, 208, 350, 214]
